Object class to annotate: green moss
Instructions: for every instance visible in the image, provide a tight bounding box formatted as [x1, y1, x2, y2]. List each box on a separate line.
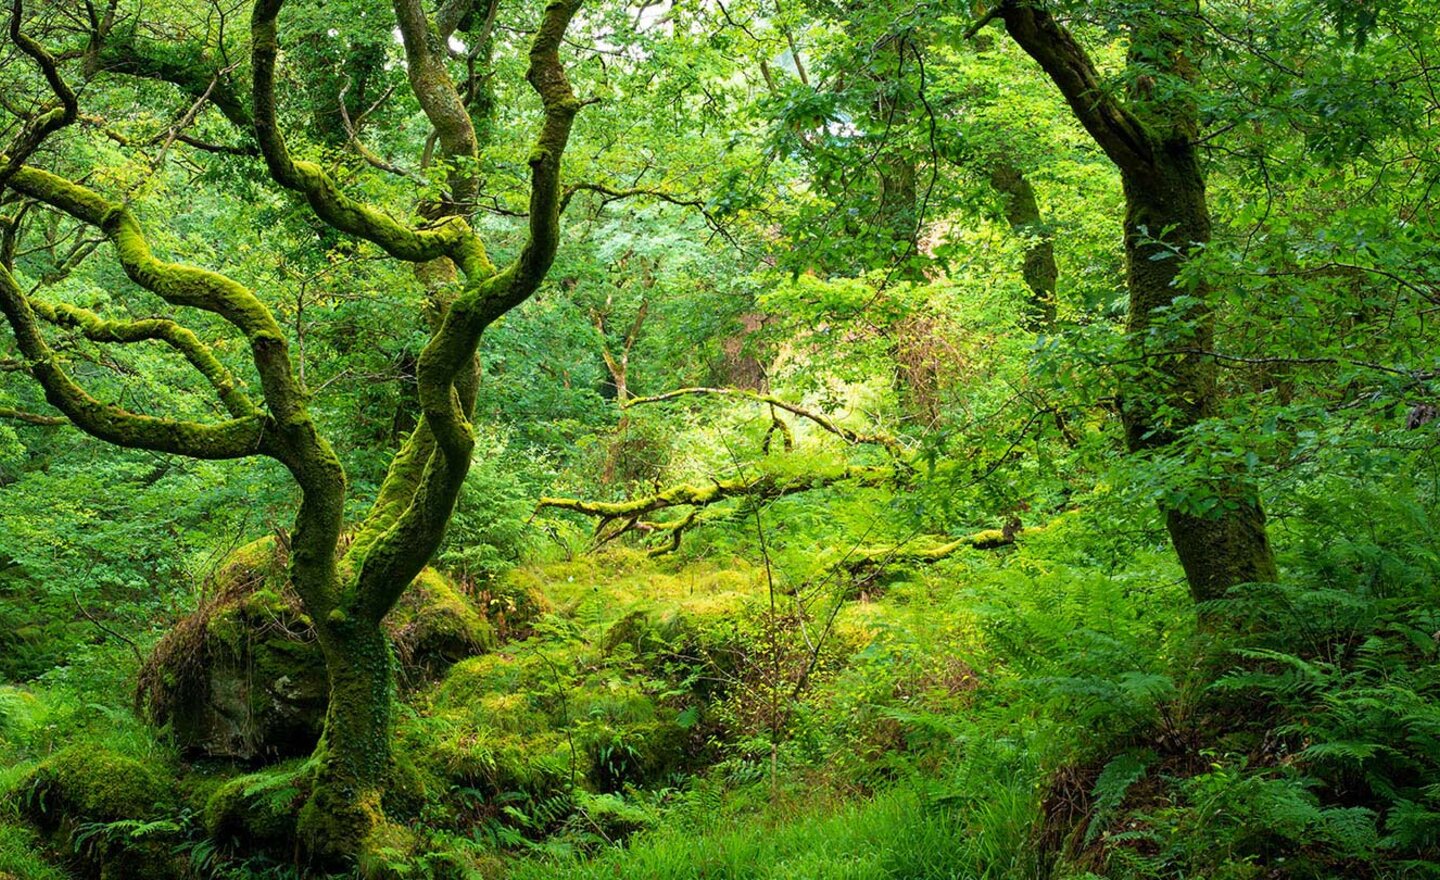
[571, 680, 658, 725]
[578, 716, 688, 792]
[434, 654, 540, 708]
[296, 784, 385, 871]
[571, 790, 658, 840]
[20, 748, 172, 828]
[600, 608, 657, 655]
[390, 569, 494, 672]
[357, 819, 420, 880]
[205, 761, 310, 852]
[381, 752, 431, 822]
[17, 748, 179, 879]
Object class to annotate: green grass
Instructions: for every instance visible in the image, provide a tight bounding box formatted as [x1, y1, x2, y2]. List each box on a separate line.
[0, 822, 71, 880]
[507, 778, 1041, 880]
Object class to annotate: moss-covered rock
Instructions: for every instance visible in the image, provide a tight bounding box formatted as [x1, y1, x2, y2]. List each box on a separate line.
[20, 748, 172, 829]
[421, 651, 693, 800]
[139, 536, 493, 759]
[204, 761, 309, 853]
[16, 748, 180, 879]
[473, 567, 554, 641]
[571, 681, 689, 791]
[390, 569, 495, 678]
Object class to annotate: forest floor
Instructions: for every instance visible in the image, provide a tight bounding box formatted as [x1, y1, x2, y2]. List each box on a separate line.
[4, 482, 1439, 879]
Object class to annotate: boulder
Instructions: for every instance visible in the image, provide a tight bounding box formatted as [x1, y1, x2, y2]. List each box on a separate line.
[17, 748, 180, 880]
[138, 536, 493, 760]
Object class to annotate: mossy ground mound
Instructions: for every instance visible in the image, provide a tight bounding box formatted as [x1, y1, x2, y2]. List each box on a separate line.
[9, 548, 886, 876]
[138, 536, 496, 759]
[401, 554, 768, 819]
[15, 747, 180, 879]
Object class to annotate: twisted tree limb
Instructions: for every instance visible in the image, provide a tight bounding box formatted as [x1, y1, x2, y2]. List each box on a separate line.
[30, 297, 257, 418]
[539, 463, 895, 554]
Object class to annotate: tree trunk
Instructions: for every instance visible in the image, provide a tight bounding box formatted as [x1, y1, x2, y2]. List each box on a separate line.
[1120, 153, 1278, 603]
[298, 614, 395, 866]
[997, 0, 1279, 605]
[990, 162, 1057, 329]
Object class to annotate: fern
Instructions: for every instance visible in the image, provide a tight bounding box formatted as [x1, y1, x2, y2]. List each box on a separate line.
[1085, 750, 1151, 845]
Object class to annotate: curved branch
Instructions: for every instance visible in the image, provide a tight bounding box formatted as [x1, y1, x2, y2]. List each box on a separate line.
[843, 523, 1028, 573]
[475, 0, 584, 315]
[559, 181, 738, 245]
[625, 386, 908, 454]
[0, 265, 270, 458]
[4, 165, 281, 343]
[31, 297, 257, 418]
[392, 0, 480, 211]
[0, 163, 310, 431]
[2, 165, 343, 599]
[86, 28, 254, 134]
[250, 0, 491, 275]
[559, 182, 706, 215]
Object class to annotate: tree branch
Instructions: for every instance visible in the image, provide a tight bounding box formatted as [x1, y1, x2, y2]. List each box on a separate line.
[0, 405, 66, 425]
[841, 516, 1065, 576]
[624, 386, 908, 454]
[250, 0, 491, 275]
[996, 0, 1154, 175]
[30, 297, 257, 418]
[0, 265, 270, 458]
[1, 0, 80, 188]
[344, 0, 587, 622]
[539, 463, 895, 554]
[392, 0, 481, 212]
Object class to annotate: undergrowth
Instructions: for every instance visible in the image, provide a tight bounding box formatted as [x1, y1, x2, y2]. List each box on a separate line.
[2, 473, 1437, 879]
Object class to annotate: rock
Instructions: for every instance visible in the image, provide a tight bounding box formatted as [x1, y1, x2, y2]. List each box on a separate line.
[18, 748, 181, 880]
[138, 536, 494, 760]
[390, 569, 495, 679]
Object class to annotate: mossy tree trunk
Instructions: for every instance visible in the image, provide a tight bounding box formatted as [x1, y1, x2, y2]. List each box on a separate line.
[1, 0, 586, 868]
[300, 615, 396, 858]
[1120, 155, 1277, 602]
[989, 162, 1057, 329]
[996, 0, 1277, 603]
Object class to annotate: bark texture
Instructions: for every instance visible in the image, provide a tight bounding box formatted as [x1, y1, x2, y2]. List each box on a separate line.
[997, 0, 1276, 602]
[0, 0, 587, 867]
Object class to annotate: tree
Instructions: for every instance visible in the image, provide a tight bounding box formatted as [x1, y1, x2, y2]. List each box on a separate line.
[980, 0, 1278, 602]
[0, 0, 585, 864]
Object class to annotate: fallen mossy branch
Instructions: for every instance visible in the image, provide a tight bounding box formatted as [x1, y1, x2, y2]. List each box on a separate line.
[539, 464, 896, 554]
[843, 523, 1027, 574]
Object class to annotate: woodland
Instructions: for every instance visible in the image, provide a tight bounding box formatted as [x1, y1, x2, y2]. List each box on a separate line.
[0, 0, 1437, 877]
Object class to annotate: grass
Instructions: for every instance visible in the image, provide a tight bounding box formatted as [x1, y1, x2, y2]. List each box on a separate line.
[507, 774, 1042, 880]
[0, 821, 70, 880]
